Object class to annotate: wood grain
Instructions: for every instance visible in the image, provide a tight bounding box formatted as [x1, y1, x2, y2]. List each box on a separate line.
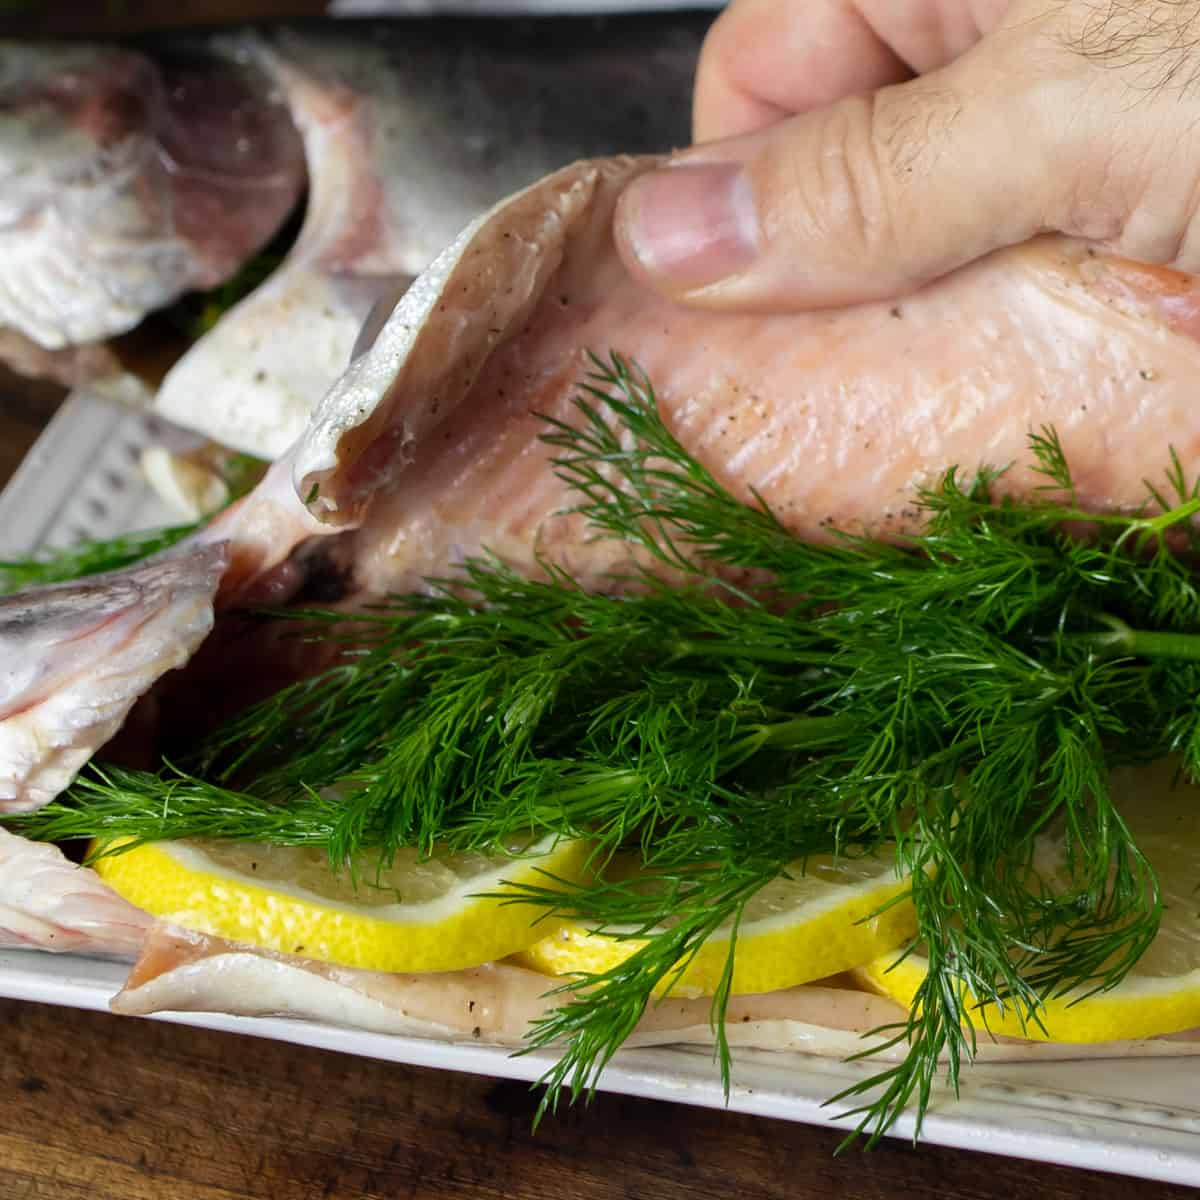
[2, 999, 1194, 1200]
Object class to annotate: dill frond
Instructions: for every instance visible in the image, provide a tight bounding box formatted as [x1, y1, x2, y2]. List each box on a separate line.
[13, 352, 1200, 1144]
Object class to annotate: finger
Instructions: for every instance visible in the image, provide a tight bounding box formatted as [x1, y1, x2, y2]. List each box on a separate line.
[693, 0, 912, 143]
[619, 55, 1052, 311]
[856, 0, 1014, 73]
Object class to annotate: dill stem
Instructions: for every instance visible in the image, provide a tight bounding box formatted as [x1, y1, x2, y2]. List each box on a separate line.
[547, 769, 644, 807]
[722, 715, 855, 767]
[666, 639, 828, 666]
[507, 768, 647, 828]
[1052, 496, 1200, 537]
[1072, 619, 1200, 662]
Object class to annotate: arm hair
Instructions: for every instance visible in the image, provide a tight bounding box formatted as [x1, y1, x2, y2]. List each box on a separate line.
[1068, 1, 1200, 94]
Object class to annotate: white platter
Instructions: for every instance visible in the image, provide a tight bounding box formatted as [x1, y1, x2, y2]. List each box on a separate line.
[3, 391, 1200, 1186]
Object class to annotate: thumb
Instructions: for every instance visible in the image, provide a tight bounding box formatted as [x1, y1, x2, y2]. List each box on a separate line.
[615, 66, 1052, 312]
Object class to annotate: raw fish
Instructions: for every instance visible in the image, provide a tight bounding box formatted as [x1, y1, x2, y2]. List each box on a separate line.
[8, 153, 1200, 1005]
[112, 924, 1200, 1065]
[0, 39, 305, 387]
[292, 160, 1200, 598]
[0, 544, 226, 814]
[1, 17, 705, 453]
[0, 829, 150, 956]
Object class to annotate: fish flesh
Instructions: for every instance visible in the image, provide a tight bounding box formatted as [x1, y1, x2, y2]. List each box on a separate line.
[111, 924, 1200, 1065]
[0, 17, 705, 454]
[6, 152, 1200, 982]
[291, 160, 1200, 597]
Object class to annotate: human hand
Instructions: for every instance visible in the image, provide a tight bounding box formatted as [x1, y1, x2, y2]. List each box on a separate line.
[615, 1, 1200, 310]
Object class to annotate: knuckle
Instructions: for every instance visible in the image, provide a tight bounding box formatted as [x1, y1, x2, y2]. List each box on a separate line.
[754, 95, 897, 263]
[1110, 155, 1200, 270]
[1051, 140, 1131, 244]
[693, 0, 773, 103]
[756, 86, 966, 271]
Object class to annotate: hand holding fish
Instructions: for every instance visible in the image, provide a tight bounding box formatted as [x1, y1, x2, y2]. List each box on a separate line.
[615, 0, 1200, 310]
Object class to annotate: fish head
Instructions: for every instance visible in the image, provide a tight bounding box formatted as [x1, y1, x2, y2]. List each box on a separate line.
[0, 39, 305, 352]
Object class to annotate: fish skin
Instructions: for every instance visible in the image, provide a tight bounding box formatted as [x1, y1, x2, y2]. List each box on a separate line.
[0, 829, 150, 957]
[150, 17, 705, 458]
[109, 924, 1200, 1064]
[292, 156, 646, 528]
[110, 923, 916, 1049]
[0, 540, 227, 954]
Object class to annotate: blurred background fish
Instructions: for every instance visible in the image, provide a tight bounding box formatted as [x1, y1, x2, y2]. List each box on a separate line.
[0, 11, 710, 470]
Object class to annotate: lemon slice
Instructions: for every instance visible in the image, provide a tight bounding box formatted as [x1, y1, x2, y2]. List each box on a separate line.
[515, 852, 915, 997]
[94, 836, 589, 973]
[860, 760, 1200, 1042]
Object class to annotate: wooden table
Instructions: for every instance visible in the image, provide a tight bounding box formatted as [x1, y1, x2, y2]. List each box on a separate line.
[3, 988, 1196, 1200]
[2, 395, 1196, 1200]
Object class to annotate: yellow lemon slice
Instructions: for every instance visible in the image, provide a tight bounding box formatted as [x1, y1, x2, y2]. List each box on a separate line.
[515, 852, 914, 997]
[94, 835, 589, 974]
[860, 760, 1200, 1043]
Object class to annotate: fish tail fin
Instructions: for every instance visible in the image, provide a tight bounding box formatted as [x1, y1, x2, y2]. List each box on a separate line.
[0, 828, 150, 956]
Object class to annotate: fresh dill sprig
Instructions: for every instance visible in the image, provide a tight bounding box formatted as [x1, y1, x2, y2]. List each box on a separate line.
[13, 351, 1200, 1145]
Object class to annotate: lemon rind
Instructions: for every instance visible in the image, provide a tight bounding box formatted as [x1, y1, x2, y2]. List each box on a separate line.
[95, 836, 587, 974]
[518, 875, 916, 997]
[860, 953, 1200, 1044]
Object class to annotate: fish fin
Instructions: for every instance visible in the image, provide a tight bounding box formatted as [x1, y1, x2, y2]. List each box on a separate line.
[0, 542, 227, 812]
[291, 156, 656, 527]
[0, 827, 150, 956]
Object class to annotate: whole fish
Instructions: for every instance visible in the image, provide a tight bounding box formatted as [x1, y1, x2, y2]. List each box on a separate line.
[0, 17, 706, 452]
[8, 153, 1200, 963]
